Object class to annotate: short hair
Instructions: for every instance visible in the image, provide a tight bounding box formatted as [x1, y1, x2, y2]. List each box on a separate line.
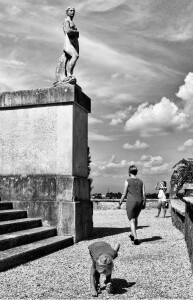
[96, 254, 114, 274]
[129, 165, 138, 176]
[66, 6, 75, 15]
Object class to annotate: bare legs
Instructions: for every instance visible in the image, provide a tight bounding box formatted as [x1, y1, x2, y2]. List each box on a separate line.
[156, 201, 167, 217]
[66, 52, 79, 78]
[129, 218, 138, 240]
[65, 50, 79, 79]
[155, 207, 161, 217]
[54, 51, 79, 86]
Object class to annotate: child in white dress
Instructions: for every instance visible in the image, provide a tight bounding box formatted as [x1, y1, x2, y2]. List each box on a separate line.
[155, 181, 168, 218]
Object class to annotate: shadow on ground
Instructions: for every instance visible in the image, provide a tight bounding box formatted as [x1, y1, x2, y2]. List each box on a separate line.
[111, 278, 135, 294]
[139, 235, 162, 244]
[86, 226, 149, 240]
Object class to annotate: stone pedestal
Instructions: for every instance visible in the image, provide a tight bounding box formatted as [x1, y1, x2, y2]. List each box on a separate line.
[183, 196, 193, 272]
[0, 84, 93, 242]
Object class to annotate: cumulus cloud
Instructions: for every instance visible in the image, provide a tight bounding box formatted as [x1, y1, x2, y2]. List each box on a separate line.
[104, 107, 132, 126]
[88, 131, 115, 141]
[140, 155, 171, 175]
[176, 72, 193, 101]
[178, 139, 193, 152]
[124, 96, 191, 137]
[176, 72, 193, 114]
[8, 6, 21, 16]
[111, 73, 121, 79]
[90, 154, 171, 178]
[109, 118, 123, 126]
[90, 155, 132, 177]
[140, 155, 163, 166]
[88, 116, 103, 124]
[141, 162, 171, 175]
[123, 140, 149, 150]
[122, 72, 193, 137]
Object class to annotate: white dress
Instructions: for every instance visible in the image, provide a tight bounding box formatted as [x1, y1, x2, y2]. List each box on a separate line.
[158, 189, 166, 201]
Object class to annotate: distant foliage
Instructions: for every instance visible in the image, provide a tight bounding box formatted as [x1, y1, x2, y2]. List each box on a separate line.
[88, 147, 93, 193]
[146, 193, 158, 199]
[106, 192, 122, 199]
[171, 158, 193, 194]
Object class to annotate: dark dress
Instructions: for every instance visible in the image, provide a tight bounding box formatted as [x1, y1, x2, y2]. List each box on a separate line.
[126, 177, 143, 219]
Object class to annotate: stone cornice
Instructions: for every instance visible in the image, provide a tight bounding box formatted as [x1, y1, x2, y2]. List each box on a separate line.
[0, 84, 91, 113]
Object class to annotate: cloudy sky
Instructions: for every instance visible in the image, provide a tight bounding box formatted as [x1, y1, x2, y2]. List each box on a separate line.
[1, 0, 193, 194]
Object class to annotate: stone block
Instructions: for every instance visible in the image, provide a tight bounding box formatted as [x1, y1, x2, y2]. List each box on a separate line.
[0, 84, 93, 242]
[0, 85, 91, 112]
[183, 197, 193, 271]
[0, 175, 89, 202]
[0, 108, 85, 177]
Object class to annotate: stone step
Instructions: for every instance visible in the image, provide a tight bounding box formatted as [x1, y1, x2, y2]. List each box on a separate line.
[0, 202, 13, 210]
[0, 210, 27, 221]
[0, 235, 73, 272]
[0, 227, 57, 251]
[0, 218, 42, 235]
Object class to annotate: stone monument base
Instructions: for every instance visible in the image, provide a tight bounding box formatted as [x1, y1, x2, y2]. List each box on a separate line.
[0, 175, 93, 242]
[0, 84, 93, 242]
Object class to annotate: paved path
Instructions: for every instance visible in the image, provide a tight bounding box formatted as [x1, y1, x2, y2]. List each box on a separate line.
[0, 207, 193, 299]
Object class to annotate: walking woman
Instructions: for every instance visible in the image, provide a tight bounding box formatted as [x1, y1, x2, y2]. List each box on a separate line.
[117, 165, 146, 245]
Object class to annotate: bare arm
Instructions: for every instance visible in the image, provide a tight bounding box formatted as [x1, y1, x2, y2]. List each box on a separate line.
[142, 183, 146, 205]
[143, 183, 146, 198]
[90, 264, 98, 297]
[117, 180, 128, 208]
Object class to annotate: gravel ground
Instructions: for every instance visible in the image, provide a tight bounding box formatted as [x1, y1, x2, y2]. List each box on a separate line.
[0, 207, 193, 300]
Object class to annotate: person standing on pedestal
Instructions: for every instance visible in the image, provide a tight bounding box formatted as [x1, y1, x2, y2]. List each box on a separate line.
[54, 6, 79, 86]
[117, 165, 146, 245]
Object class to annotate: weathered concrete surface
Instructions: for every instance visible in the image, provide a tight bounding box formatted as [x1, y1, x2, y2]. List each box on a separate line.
[0, 236, 73, 272]
[184, 197, 193, 271]
[73, 104, 88, 176]
[0, 175, 90, 202]
[0, 85, 90, 112]
[0, 84, 93, 242]
[0, 94, 89, 177]
[171, 199, 185, 233]
[0, 209, 193, 299]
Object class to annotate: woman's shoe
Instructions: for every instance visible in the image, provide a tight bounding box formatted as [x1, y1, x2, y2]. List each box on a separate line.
[129, 234, 134, 241]
[133, 239, 139, 245]
[96, 284, 101, 294]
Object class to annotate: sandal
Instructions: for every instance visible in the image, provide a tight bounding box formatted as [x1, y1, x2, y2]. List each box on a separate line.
[133, 239, 139, 245]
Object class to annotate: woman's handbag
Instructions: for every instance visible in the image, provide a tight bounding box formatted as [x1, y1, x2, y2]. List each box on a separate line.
[165, 201, 169, 209]
[141, 200, 146, 209]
